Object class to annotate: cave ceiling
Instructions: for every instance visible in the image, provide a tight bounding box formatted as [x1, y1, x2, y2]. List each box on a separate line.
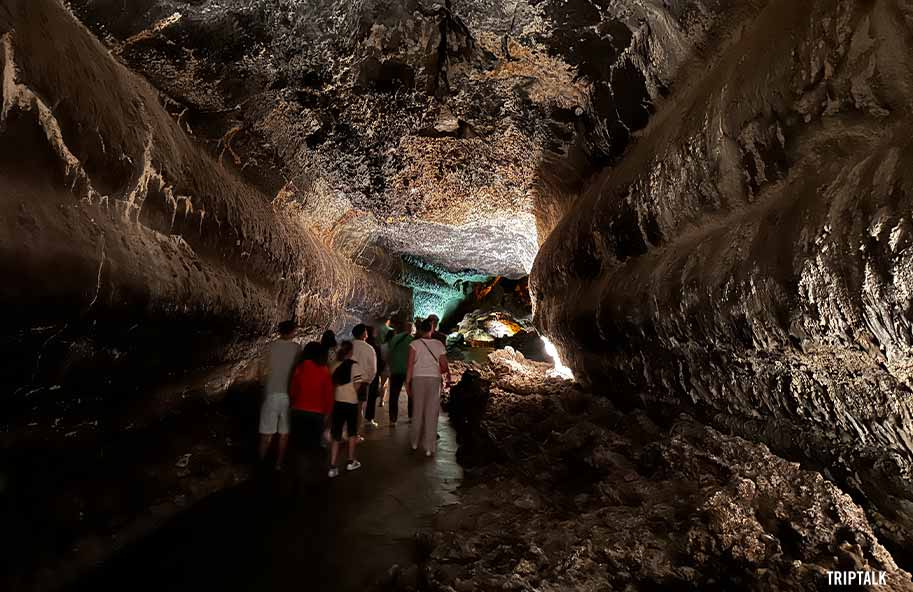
[65, 0, 697, 280]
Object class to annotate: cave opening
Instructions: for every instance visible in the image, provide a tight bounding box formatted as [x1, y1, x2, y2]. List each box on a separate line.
[4, 0, 913, 590]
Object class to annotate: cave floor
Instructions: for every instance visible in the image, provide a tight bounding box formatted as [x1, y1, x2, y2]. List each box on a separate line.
[69, 400, 462, 592]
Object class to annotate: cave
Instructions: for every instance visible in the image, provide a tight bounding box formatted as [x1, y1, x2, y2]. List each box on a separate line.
[3, 0, 913, 590]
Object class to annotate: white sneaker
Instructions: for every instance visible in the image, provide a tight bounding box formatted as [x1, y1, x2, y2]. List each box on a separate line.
[346, 460, 362, 472]
[328, 466, 339, 478]
[368, 420, 379, 428]
[411, 444, 418, 451]
[425, 450, 433, 457]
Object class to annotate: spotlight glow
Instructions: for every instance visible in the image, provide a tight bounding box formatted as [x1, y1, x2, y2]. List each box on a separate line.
[541, 335, 573, 380]
[488, 319, 520, 338]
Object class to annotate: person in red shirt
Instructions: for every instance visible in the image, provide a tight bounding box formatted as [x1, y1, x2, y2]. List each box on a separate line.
[290, 342, 334, 454]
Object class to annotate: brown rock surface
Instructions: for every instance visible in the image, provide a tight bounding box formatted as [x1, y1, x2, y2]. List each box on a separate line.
[405, 356, 913, 591]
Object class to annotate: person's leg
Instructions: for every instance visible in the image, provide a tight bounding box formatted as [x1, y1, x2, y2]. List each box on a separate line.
[356, 393, 366, 439]
[365, 376, 380, 422]
[258, 434, 272, 460]
[388, 374, 404, 424]
[276, 435, 289, 468]
[258, 393, 280, 461]
[347, 434, 357, 462]
[423, 381, 442, 454]
[329, 403, 345, 476]
[345, 403, 361, 470]
[409, 379, 426, 450]
[379, 373, 389, 406]
[275, 396, 290, 469]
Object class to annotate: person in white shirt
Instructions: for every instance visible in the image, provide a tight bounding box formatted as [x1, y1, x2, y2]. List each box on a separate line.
[258, 320, 301, 470]
[328, 341, 366, 477]
[406, 318, 452, 456]
[350, 323, 377, 436]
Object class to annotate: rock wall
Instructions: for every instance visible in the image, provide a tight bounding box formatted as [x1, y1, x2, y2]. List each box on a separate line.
[0, 0, 409, 420]
[532, 0, 913, 552]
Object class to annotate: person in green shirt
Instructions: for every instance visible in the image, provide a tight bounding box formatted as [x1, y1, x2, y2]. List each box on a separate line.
[386, 319, 415, 425]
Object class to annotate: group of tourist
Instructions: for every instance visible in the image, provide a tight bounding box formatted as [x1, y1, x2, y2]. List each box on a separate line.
[257, 314, 452, 478]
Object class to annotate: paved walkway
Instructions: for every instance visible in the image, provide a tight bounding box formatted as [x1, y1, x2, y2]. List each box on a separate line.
[72, 399, 462, 592]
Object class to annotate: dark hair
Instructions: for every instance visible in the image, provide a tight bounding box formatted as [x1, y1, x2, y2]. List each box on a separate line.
[417, 319, 433, 334]
[299, 341, 328, 366]
[278, 320, 296, 336]
[320, 330, 337, 349]
[352, 323, 367, 339]
[383, 329, 394, 344]
[336, 340, 354, 360]
[332, 358, 355, 385]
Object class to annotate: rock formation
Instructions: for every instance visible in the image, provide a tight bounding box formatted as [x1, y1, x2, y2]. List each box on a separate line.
[399, 353, 913, 591]
[533, 0, 913, 554]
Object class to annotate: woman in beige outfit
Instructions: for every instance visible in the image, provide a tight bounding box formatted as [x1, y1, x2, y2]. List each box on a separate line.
[405, 318, 452, 456]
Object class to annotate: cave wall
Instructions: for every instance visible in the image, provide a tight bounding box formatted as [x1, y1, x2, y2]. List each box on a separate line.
[0, 0, 409, 420]
[532, 0, 913, 549]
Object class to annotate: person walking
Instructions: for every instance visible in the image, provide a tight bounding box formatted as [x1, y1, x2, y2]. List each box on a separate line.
[328, 341, 365, 477]
[387, 319, 414, 425]
[350, 324, 377, 439]
[258, 320, 300, 470]
[406, 319, 452, 456]
[289, 342, 334, 475]
[318, 330, 339, 447]
[426, 314, 447, 345]
[364, 326, 386, 427]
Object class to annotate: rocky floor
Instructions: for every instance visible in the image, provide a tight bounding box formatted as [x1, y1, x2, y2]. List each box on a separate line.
[1, 366, 259, 592]
[380, 350, 913, 591]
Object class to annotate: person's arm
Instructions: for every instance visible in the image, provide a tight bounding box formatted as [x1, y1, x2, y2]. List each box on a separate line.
[439, 353, 452, 387]
[368, 346, 378, 381]
[258, 349, 269, 384]
[405, 347, 416, 396]
[352, 364, 365, 398]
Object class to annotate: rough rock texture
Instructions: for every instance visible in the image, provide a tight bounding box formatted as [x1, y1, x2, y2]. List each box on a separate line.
[388, 354, 913, 591]
[0, 0, 409, 419]
[64, 0, 690, 278]
[533, 0, 913, 554]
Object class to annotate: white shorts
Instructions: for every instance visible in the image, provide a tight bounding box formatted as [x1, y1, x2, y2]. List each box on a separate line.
[259, 393, 290, 435]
